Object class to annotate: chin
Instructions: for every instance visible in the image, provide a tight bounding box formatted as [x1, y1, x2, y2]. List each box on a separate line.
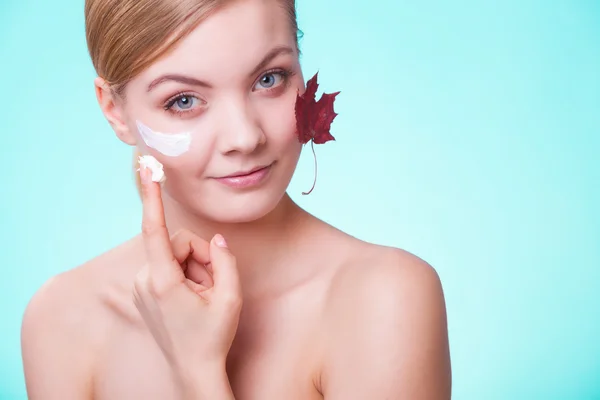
[165, 156, 299, 224]
[200, 188, 288, 224]
[169, 176, 290, 224]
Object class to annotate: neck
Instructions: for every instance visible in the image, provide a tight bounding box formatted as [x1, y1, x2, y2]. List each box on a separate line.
[161, 192, 311, 289]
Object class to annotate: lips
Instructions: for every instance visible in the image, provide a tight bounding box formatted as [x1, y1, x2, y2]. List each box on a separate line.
[220, 164, 271, 179]
[213, 162, 274, 189]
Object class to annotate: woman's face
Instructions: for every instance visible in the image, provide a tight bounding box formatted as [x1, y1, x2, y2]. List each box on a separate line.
[108, 0, 304, 223]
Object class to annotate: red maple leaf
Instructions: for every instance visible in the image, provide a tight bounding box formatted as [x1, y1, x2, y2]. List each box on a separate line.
[295, 72, 340, 195]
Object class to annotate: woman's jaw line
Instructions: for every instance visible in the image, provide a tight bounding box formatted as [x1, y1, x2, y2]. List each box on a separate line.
[160, 188, 307, 245]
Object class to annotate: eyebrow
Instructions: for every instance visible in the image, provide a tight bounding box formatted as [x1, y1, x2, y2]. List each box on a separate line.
[146, 45, 295, 92]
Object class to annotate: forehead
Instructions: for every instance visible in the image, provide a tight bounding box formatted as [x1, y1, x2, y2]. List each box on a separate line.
[140, 0, 294, 82]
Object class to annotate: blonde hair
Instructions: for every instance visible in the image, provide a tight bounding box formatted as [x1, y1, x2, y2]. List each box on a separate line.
[84, 0, 301, 194]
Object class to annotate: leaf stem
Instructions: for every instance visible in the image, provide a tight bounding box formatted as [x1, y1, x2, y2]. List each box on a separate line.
[302, 140, 318, 195]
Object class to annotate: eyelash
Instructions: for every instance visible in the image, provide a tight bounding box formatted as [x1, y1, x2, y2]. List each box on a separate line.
[163, 92, 200, 115]
[162, 68, 295, 116]
[257, 67, 295, 93]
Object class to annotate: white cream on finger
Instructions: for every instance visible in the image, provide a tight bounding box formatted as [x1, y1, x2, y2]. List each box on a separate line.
[137, 155, 166, 183]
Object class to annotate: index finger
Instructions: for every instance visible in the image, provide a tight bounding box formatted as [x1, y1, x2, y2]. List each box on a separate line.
[139, 163, 176, 273]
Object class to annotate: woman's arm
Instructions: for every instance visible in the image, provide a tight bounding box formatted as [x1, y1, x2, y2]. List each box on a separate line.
[321, 250, 452, 399]
[21, 274, 95, 399]
[177, 363, 236, 400]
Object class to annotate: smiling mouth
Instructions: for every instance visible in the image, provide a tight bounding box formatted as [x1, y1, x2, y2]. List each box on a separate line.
[222, 164, 271, 178]
[213, 162, 274, 189]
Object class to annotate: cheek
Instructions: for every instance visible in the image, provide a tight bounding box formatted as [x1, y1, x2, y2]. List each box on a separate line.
[137, 129, 216, 181]
[261, 96, 299, 146]
[157, 147, 211, 197]
[124, 94, 212, 166]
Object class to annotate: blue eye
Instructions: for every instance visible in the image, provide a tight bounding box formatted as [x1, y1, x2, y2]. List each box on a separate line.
[164, 93, 202, 115]
[174, 95, 195, 109]
[259, 73, 278, 88]
[254, 70, 291, 91]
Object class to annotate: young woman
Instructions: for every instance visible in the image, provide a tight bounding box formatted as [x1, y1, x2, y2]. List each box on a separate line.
[21, 0, 452, 398]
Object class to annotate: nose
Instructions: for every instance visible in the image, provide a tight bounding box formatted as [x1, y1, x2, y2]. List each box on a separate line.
[216, 100, 266, 155]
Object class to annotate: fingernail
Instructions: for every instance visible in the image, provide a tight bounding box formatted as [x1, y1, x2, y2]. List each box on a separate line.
[214, 234, 227, 248]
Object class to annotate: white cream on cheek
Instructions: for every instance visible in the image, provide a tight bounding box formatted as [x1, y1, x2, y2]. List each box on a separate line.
[136, 120, 192, 157]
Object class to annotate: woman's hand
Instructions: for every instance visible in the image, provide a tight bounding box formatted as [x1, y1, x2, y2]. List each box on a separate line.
[133, 166, 242, 396]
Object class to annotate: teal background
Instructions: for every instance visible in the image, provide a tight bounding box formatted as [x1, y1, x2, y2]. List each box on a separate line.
[1, 0, 599, 399]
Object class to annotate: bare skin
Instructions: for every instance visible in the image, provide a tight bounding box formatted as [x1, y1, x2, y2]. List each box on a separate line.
[21, 0, 451, 398]
[22, 198, 451, 399]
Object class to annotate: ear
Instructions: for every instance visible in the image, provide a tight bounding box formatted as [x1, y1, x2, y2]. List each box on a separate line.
[94, 77, 136, 146]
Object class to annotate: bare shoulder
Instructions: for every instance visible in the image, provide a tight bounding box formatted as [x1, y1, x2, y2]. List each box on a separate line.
[318, 238, 452, 399]
[307, 217, 444, 299]
[316, 225, 446, 304]
[22, 234, 143, 330]
[21, 235, 143, 398]
[331, 241, 445, 306]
